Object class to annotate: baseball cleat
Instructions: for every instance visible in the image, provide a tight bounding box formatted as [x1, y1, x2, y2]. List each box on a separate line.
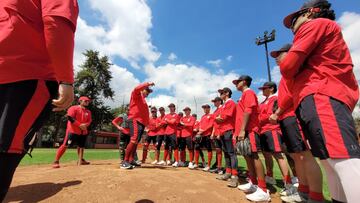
[130, 160, 141, 167]
[151, 160, 158, 165]
[188, 162, 195, 169]
[227, 175, 239, 188]
[178, 161, 185, 167]
[202, 166, 210, 172]
[120, 161, 134, 169]
[216, 173, 231, 181]
[291, 176, 299, 187]
[281, 192, 306, 203]
[81, 159, 90, 165]
[52, 161, 60, 169]
[157, 160, 166, 165]
[172, 161, 179, 167]
[238, 181, 257, 193]
[245, 187, 271, 202]
[280, 184, 298, 196]
[166, 160, 172, 166]
[265, 176, 276, 185]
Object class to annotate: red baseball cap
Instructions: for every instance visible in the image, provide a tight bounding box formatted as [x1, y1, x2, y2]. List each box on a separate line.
[79, 96, 91, 102]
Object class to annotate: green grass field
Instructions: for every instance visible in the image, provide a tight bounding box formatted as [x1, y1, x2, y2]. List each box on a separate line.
[20, 148, 331, 201]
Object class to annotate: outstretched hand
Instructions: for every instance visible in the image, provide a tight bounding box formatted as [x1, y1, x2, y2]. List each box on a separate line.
[52, 84, 74, 111]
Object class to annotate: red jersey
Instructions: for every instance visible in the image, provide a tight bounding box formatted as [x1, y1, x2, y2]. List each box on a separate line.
[180, 115, 196, 137]
[164, 112, 178, 135]
[234, 89, 259, 136]
[212, 107, 222, 136]
[66, 105, 92, 135]
[147, 116, 159, 136]
[280, 18, 359, 111]
[176, 116, 183, 137]
[128, 83, 151, 126]
[157, 114, 166, 135]
[0, 0, 79, 84]
[258, 95, 280, 134]
[193, 120, 200, 136]
[199, 113, 214, 136]
[277, 78, 296, 120]
[112, 116, 130, 135]
[216, 99, 236, 135]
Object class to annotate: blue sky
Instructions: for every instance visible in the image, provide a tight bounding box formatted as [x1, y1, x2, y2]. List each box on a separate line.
[75, 0, 360, 114]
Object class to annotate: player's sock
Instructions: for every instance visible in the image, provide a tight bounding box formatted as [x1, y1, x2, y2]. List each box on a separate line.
[195, 150, 200, 165]
[216, 149, 222, 168]
[124, 142, 135, 162]
[174, 149, 179, 162]
[142, 147, 148, 163]
[164, 150, 169, 161]
[189, 150, 194, 162]
[249, 175, 257, 184]
[231, 169, 238, 176]
[55, 145, 67, 161]
[298, 184, 309, 194]
[284, 174, 292, 185]
[207, 151, 213, 167]
[309, 191, 324, 202]
[258, 178, 267, 192]
[266, 170, 273, 177]
[226, 168, 231, 174]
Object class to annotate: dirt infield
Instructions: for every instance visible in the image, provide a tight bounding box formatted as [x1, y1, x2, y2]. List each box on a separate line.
[5, 159, 282, 203]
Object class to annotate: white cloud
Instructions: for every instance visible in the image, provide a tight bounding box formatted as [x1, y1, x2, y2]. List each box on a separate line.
[206, 59, 222, 68]
[76, 0, 160, 70]
[168, 53, 177, 61]
[145, 63, 238, 116]
[270, 66, 281, 83]
[226, 55, 233, 61]
[338, 12, 360, 81]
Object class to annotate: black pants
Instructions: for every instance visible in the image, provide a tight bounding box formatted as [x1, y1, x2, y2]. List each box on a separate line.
[0, 153, 25, 202]
[119, 132, 138, 161]
[221, 130, 237, 170]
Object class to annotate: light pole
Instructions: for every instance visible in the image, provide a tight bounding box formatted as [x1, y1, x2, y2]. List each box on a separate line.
[256, 29, 276, 82]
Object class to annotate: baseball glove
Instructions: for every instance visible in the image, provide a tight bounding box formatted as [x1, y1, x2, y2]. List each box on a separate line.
[235, 138, 252, 156]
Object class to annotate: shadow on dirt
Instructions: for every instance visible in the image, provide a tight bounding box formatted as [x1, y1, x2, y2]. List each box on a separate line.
[4, 180, 82, 203]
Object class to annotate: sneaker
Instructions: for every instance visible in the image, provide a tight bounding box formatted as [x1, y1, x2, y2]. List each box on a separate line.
[81, 159, 90, 165]
[245, 187, 271, 202]
[188, 162, 195, 169]
[209, 168, 218, 173]
[227, 176, 239, 188]
[166, 160, 172, 166]
[202, 166, 210, 172]
[157, 160, 166, 165]
[216, 173, 231, 181]
[292, 176, 299, 187]
[52, 161, 60, 169]
[281, 192, 306, 203]
[237, 182, 257, 193]
[172, 161, 179, 167]
[130, 160, 141, 167]
[135, 160, 142, 165]
[193, 164, 199, 169]
[265, 176, 276, 185]
[120, 161, 134, 169]
[178, 161, 185, 167]
[218, 169, 224, 175]
[151, 160, 158, 165]
[280, 184, 298, 196]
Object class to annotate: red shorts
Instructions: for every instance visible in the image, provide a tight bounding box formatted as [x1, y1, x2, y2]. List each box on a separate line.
[296, 94, 360, 159]
[0, 80, 57, 154]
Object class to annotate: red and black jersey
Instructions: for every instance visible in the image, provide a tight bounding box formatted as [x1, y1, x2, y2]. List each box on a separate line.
[164, 112, 178, 135]
[280, 18, 359, 111]
[216, 99, 236, 135]
[234, 89, 259, 136]
[147, 116, 159, 136]
[66, 105, 92, 135]
[180, 115, 196, 137]
[199, 113, 214, 136]
[258, 95, 280, 134]
[128, 83, 151, 126]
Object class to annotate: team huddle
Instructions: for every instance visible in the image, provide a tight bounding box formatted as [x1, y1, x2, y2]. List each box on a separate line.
[1, 0, 360, 202]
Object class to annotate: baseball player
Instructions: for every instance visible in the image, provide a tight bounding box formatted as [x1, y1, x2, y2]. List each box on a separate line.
[195, 104, 214, 172]
[121, 82, 155, 169]
[215, 87, 238, 188]
[269, 44, 324, 203]
[258, 82, 294, 195]
[142, 106, 159, 163]
[0, 0, 78, 201]
[192, 113, 206, 167]
[53, 96, 92, 168]
[154, 107, 166, 164]
[281, 0, 360, 202]
[209, 97, 224, 174]
[179, 107, 195, 168]
[233, 76, 270, 202]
